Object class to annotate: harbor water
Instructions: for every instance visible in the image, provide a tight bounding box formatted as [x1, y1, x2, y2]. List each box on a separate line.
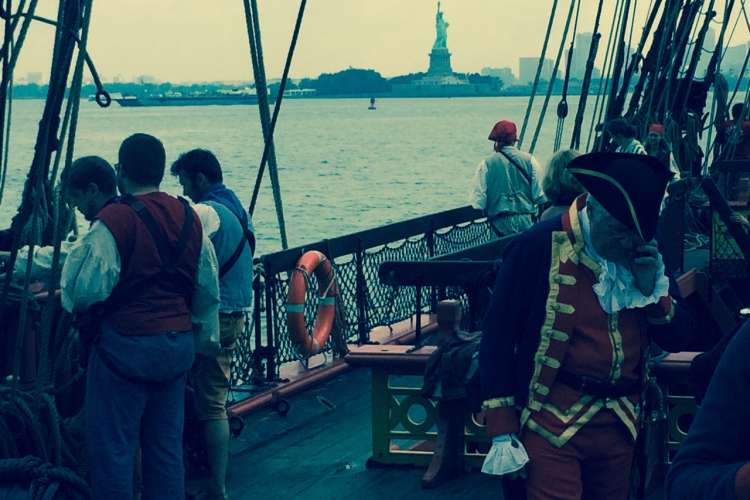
[0, 96, 692, 254]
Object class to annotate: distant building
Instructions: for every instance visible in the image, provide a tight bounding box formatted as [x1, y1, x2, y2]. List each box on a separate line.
[481, 67, 516, 86]
[565, 33, 601, 80]
[519, 57, 555, 84]
[137, 74, 157, 84]
[25, 72, 42, 84]
[569, 33, 592, 79]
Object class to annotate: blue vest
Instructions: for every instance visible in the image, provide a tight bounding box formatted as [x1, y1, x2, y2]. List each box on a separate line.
[200, 185, 254, 312]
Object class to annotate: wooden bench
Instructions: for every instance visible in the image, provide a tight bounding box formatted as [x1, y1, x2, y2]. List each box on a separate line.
[346, 301, 488, 488]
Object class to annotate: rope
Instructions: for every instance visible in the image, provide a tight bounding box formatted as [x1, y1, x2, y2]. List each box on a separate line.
[586, 0, 625, 151]
[656, 2, 702, 118]
[0, 0, 12, 204]
[719, 2, 741, 64]
[242, 0, 289, 250]
[518, 0, 559, 147]
[703, 1, 744, 163]
[570, 0, 605, 149]
[626, 0, 639, 59]
[11, 205, 40, 390]
[529, 0, 578, 154]
[38, 0, 94, 388]
[0, 33, 12, 204]
[554, 0, 582, 153]
[673, 2, 717, 118]
[247, 0, 307, 242]
[6, 0, 37, 74]
[615, 0, 663, 119]
[0, 456, 90, 499]
[603, 0, 633, 124]
[4, 10, 109, 106]
[643, 0, 682, 123]
[0, 0, 84, 385]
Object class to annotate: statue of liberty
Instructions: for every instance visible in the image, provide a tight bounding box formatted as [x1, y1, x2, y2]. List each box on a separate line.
[433, 1, 449, 50]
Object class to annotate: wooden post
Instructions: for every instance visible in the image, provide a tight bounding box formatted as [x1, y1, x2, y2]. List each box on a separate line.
[422, 299, 466, 488]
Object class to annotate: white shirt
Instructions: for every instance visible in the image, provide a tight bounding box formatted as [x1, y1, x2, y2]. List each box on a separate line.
[12, 237, 77, 283]
[468, 146, 546, 210]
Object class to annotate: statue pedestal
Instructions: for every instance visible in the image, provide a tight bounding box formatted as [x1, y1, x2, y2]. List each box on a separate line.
[428, 48, 453, 77]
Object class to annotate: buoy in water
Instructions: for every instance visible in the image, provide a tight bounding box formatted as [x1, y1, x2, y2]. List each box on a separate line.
[368, 97, 376, 110]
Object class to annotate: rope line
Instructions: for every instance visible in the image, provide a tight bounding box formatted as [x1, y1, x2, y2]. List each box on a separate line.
[529, 0, 578, 154]
[518, 0, 559, 147]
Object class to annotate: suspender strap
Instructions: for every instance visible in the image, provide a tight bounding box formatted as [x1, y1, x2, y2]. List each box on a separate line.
[497, 150, 533, 187]
[120, 195, 194, 271]
[218, 208, 256, 279]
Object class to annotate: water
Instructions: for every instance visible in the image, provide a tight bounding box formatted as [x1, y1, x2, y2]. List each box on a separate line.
[2, 96, 614, 254]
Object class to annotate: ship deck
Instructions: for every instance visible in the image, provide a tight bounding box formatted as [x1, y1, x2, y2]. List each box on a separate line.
[225, 365, 665, 499]
[226, 366, 500, 499]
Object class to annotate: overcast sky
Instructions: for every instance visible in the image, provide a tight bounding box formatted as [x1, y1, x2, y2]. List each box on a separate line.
[13, 0, 749, 83]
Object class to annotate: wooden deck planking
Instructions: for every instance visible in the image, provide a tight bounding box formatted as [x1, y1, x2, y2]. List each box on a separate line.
[227, 367, 501, 499]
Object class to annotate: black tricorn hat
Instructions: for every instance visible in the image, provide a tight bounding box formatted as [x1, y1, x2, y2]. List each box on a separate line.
[567, 152, 673, 241]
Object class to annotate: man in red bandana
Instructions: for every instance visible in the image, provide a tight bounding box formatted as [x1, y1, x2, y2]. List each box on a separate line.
[468, 120, 546, 237]
[645, 123, 680, 176]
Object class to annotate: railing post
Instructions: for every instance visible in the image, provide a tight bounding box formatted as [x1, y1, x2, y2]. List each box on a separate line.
[253, 273, 262, 355]
[415, 285, 422, 344]
[426, 222, 438, 314]
[355, 239, 368, 344]
[264, 275, 276, 381]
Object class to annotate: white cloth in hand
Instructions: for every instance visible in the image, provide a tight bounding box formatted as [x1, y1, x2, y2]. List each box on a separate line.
[481, 433, 529, 476]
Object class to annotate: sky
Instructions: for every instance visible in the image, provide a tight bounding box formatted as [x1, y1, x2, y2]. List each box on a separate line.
[13, 0, 750, 83]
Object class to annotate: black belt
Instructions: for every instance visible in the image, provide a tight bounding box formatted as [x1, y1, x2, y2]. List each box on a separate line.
[557, 370, 641, 398]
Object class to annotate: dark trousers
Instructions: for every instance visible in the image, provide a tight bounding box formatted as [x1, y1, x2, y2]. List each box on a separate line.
[522, 412, 635, 500]
[86, 325, 194, 500]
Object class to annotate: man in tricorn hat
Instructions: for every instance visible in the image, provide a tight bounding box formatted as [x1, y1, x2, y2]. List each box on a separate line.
[478, 152, 692, 499]
[469, 119, 546, 237]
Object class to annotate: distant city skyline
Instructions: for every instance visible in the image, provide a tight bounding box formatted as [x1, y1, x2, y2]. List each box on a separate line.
[12, 1, 750, 84]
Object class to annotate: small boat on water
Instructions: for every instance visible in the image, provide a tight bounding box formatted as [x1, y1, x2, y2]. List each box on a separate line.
[368, 97, 376, 110]
[112, 91, 276, 108]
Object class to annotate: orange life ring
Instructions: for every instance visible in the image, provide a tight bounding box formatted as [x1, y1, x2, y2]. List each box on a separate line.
[286, 250, 337, 355]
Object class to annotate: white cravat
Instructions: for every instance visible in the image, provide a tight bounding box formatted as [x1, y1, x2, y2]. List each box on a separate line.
[579, 207, 669, 314]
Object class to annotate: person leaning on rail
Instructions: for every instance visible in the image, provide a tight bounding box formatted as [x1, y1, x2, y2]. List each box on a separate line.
[171, 148, 255, 500]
